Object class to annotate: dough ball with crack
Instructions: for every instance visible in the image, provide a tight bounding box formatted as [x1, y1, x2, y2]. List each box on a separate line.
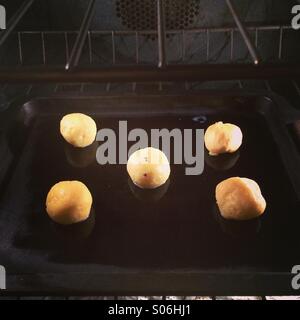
[216, 177, 266, 221]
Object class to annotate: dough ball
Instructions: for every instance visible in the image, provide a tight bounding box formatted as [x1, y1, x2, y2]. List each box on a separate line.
[127, 147, 171, 189]
[205, 122, 243, 156]
[216, 177, 266, 221]
[46, 181, 93, 225]
[60, 113, 97, 148]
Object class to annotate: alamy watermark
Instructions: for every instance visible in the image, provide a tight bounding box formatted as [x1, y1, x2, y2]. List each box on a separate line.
[96, 121, 204, 176]
[0, 265, 5, 290]
[292, 265, 300, 290]
[0, 5, 6, 30]
[292, 5, 300, 30]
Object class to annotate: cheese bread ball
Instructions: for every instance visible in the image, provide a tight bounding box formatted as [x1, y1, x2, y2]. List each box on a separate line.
[60, 113, 97, 148]
[127, 147, 171, 189]
[216, 177, 266, 221]
[46, 181, 93, 225]
[205, 122, 243, 156]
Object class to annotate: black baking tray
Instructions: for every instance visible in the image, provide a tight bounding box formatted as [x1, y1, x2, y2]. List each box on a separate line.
[0, 92, 300, 296]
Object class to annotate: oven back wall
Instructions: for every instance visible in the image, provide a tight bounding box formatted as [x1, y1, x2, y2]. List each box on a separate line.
[0, 0, 296, 31]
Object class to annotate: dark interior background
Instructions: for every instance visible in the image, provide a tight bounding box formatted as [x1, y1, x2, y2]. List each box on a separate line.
[1, 0, 298, 30]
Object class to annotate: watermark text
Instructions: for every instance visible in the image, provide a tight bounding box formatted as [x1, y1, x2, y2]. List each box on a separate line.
[0, 265, 6, 290]
[292, 5, 300, 30]
[0, 5, 6, 30]
[96, 121, 204, 176]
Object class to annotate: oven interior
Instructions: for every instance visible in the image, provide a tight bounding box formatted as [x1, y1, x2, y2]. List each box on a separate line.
[0, 0, 300, 299]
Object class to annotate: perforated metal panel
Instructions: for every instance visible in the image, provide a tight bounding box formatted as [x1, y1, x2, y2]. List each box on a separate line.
[116, 0, 201, 31]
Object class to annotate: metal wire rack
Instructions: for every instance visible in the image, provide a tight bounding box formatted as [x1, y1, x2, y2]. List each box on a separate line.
[4, 25, 298, 66]
[0, 0, 299, 83]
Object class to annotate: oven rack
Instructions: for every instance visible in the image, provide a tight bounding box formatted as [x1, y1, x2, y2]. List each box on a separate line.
[0, 0, 299, 83]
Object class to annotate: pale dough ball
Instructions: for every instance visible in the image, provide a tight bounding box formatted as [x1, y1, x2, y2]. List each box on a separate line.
[60, 113, 97, 148]
[46, 181, 93, 225]
[216, 177, 266, 221]
[127, 147, 171, 189]
[205, 122, 243, 156]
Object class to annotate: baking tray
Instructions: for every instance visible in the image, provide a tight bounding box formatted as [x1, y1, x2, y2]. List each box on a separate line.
[0, 92, 300, 296]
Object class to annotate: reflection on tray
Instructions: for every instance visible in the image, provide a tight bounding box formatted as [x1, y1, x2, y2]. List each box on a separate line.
[51, 208, 96, 242]
[64, 141, 98, 168]
[128, 178, 170, 203]
[205, 150, 240, 171]
[213, 204, 262, 240]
